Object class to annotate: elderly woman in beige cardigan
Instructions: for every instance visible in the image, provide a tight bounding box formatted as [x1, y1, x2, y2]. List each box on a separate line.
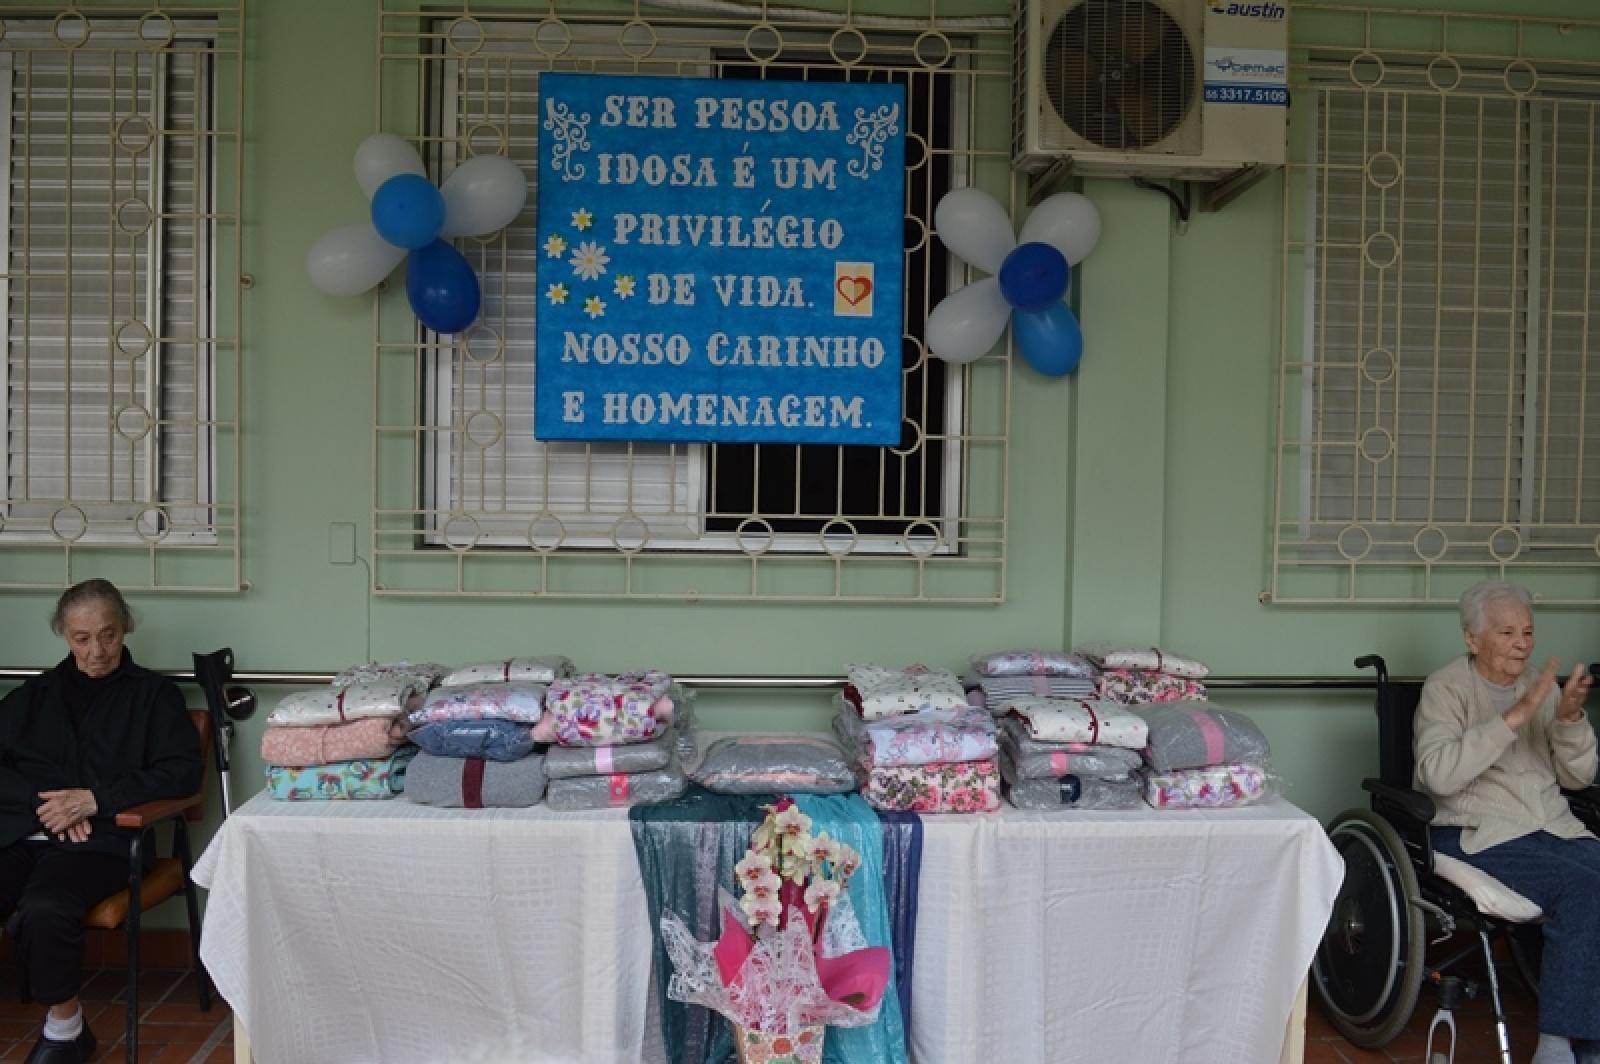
[1416, 580, 1597, 1064]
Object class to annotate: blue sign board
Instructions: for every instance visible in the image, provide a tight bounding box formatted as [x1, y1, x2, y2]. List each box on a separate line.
[534, 73, 906, 445]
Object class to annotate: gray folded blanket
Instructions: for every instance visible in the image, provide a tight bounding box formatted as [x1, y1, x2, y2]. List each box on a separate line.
[546, 727, 678, 779]
[1005, 773, 1142, 810]
[1134, 701, 1270, 773]
[405, 750, 547, 808]
[545, 759, 688, 811]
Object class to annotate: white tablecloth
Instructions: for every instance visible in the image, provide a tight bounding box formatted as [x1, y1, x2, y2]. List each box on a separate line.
[194, 793, 1341, 1064]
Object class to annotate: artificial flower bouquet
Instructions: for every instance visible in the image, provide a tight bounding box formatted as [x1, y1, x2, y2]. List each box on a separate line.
[660, 799, 892, 1064]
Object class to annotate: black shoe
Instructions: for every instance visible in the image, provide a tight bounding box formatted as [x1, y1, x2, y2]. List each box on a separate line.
[22, 1023, 94, 1064]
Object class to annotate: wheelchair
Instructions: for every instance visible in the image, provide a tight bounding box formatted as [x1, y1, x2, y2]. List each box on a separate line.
[1311, 654, 1600, 1063]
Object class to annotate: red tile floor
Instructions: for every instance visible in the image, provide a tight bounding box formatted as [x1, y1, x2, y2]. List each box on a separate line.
[0, 966, 231, 1064]
[1306, 937, 1541, 1064]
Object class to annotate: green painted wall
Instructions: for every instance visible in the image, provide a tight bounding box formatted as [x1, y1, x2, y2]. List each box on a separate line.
[4, 1, 1600, 932]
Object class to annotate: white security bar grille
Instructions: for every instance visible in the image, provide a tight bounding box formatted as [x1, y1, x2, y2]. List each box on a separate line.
[1271, 6, 1600, 605]
[372, 2, 1015, 602]
[0, 6, 244, 592]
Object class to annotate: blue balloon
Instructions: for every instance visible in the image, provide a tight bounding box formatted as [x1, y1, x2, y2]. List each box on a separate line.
[1013, 301, 1084, 377]
[997, 241, 1070, 310]
[406, 239, 480, 334]
[371, 174, 445, 250]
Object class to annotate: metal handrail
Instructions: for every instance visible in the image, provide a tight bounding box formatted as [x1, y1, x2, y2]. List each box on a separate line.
[0, 666, 1390, 689]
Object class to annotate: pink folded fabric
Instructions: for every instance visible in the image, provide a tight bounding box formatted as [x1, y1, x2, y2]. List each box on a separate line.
[260, 718, 408, 768]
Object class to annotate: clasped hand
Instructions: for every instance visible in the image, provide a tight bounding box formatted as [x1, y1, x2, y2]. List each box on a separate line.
[36, 788, 97, 843]
[1505, 661, 1595, 730]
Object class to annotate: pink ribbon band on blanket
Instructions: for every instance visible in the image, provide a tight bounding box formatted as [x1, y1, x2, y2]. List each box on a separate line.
[608, 773, 630, 804]
[1181, 705, 1226, 765]
[594, 747, 615, 774]
[1031, 674, 1050, 697]
[1049, 750, 1070, 775]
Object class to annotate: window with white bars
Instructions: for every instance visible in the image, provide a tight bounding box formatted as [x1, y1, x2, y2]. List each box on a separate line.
[1271, 8, 1600, 605]
[374, 7, 1014, 601]
[0, 10, 243, 592]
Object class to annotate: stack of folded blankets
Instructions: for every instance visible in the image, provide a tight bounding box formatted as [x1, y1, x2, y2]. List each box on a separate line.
[540, 670, 690, 811]
[1134, 701, 1273, 810]
[403, 656, 572, 809]
[261, 664, 443, 800]
[963, 649, 1098, 712]
[991, 694, 1149, 810]
[1088, 647, 1210, 704]
[836, 664, 1000, 813]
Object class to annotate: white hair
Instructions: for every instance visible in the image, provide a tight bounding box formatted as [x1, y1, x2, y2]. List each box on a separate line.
[1458, 580, 1533, 634]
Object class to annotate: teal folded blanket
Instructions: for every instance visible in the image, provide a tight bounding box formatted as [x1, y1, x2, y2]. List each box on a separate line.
[265, 747, 416, 800]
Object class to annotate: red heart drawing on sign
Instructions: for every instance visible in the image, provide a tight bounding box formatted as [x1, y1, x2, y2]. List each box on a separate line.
[837, 275, 873, 306]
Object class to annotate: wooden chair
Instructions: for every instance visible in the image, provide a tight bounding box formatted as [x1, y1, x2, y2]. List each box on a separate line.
[83, 708, 212, 1063]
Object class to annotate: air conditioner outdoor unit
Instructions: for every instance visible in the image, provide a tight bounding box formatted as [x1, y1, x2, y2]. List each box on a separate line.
[1014, 0, 1288, 183]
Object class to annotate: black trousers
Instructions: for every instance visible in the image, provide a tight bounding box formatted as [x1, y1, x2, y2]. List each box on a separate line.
[0, 840, 128, 1005]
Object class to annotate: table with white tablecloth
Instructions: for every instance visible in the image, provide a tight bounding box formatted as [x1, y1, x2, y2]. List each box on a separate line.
[194, 792, 1342, 1064]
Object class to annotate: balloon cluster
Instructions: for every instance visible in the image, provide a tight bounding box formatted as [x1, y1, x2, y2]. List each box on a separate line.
[305, 134, 528, 334]
[925, 189, 1102, 377]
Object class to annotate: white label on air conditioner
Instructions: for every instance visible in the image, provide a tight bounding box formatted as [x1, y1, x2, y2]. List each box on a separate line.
[1204, 47, 1288, 106]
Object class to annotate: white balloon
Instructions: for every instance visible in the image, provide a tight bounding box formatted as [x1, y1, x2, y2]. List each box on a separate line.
[1020, 192, 1102, 266]
[438, 154, 529, 238]
[934, 188, 1016, 274]
[306, 223, 407, 297]
[925, 278, 1011, 364]
[354, 133, 426, 199]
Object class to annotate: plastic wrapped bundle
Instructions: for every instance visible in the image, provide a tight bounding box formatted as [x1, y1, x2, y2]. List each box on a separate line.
[409, 718, 539, 762]
[261, 717, 408, 768]
[265, 747, 416, 801]
[1141, 762, 1272, 810]
[843, 664, 968, 720]
[969, 650, 1099, 679]
[332, 661, 449, 690]
[545, 673, 674, 745]
[545, 759, 688, 810]
[999, 697, 1148, 750]
[1006, 774, 1143, 811]
[407, 682, 547, 726]
[996, 717, 1142, 780]
[545, 726, 677, 779]
[832, 697, 996, 768]
[1134, 701, 1271, 773]
[1087, 647, 1210, 679]
[268, 680, 423, 727]
[964, 673, 1097, 711]
[405, 750, 547, 808]
[440, 656, 574, 687]
[861, 758, 1000, 814]
[1097, 668, 1208, 705]
[694, 735, 859, 795]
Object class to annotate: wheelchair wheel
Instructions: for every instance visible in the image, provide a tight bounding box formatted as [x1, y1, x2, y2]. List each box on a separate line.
[1312, 809, 1426, 1048]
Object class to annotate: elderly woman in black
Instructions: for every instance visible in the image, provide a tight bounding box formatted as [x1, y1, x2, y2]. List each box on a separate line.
[0, 579, 202, 1064]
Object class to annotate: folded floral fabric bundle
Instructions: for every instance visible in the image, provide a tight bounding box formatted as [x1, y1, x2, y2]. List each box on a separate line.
[544, 726, 677, 779]
[1000, 697, 1148, 750]
[439, 656, 574, 688]
[1006, 774, 1143, 811]
[265, 748, 416, 801]
[1088, 647, 1210, 680]
[964, 674, 1097, 709]
[407, 681, 547, 726]
[831, 696, 997, 768]
[1135, 701, 1271, 773]
[969, 650, 1099, 680]
[545, 759, 688, 811]
[861, 758, 1001, 814]
[331, 661, 448, 690]
[544, 673, 674, 746]
[1097, 668, 1209, 706]
[268, 679, 423, 728]
[692, 734, 859, 795]
[409, 718, 540, 762]
[260, 717, 408, 768]
[1142, 762, 1269, 810]
[404, 751, 547, 809]
[843, 664, 969, 721]
[995, 721, 1141, 780]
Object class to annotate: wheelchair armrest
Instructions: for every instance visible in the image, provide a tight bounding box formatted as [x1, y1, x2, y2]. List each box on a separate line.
[114, 793, 203, 830]
[1565, 785, 1600, 830]
[1362, 778, 1436, 827]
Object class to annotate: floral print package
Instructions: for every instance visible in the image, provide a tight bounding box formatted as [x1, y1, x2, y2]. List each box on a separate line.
[267, 679, 423, 727]
[1097, 668, 1209, 706]
[265, 747, 416, 801]
[407, 681, 548, 726]
[260, 717, 408, 768]
[1141, 762, 1271, 810]
[999, 697, 1149, 750]
[861, 758, 1001, 814]
[545, 672, 674, 746]
[439, 655, 574, 687]
[1089, 647, 1210, 680]
[832, 696, 997, 768]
